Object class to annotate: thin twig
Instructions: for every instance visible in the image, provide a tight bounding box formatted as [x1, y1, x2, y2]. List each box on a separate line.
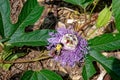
[0, 56, 51, 64]
[89, 0, 99, 20]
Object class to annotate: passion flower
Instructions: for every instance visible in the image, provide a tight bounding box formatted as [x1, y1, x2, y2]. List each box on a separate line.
[47, 27, 88, 67]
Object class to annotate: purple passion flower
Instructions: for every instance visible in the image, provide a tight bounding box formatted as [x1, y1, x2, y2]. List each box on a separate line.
[47, 27, 88, 67]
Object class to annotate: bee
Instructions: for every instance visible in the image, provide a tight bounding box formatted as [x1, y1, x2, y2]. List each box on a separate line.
[50, 43, 63, 57]
[55, 43, 63, 55]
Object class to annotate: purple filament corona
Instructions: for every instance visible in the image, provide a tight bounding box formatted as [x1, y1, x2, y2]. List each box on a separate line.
[47, 27, 88, 67]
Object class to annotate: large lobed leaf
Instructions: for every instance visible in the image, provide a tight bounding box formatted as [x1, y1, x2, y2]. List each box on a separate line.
[8, 29, 54, 47]
[21, 69, 63, 80]
[63, 0, 93, 8]
[89, 49, 120, 80]
[10, 0, 44, 38]
[82, 55, 96, 80]
[4, 0, 53, 47]
[112, 0, 120, 32]
[0, 0, 54, 71]
[0, 0, 49, 47]
[0, 0, 14, 38]
[88, 33, 120, 51]
[16, 0, 44, 31]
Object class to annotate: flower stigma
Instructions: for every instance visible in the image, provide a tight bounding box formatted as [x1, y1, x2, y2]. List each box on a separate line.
[60, 34, 78, 50]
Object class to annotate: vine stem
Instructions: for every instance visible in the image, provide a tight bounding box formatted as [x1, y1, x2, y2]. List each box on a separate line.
[89, 0, 99, 20]
[0, 56, 51, 64]
[84, 8, 87, 22]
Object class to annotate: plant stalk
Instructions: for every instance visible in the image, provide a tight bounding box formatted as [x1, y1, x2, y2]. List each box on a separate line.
[0, 55, 51, 64]
[89, 0, 99, 20]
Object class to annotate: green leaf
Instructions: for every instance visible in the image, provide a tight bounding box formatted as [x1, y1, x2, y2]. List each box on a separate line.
[88, 33, 120, 51]
[0, 13, 4, 38]
[89, 49, 120, 80]
[8, 29, 54, 47]
[21, 69, 63, 80]
[112, 0, 120, 32]
[0, 0, 14, 38]
[63, 0, 93, 8]
[82, 55, 96, 80]
[0, 0, 44, 40]
[40, 69, 63, 80]
[10, 0, 44, 38]
[96, 6, 112, 28]
[6, 0, 46, 47]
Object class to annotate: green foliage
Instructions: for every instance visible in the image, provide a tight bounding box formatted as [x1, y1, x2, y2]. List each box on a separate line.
[87, 1, 120, 79]
[89, 49, 120, 80]
[112, 0, 120, 32]
[10, 0, 44, 39]
[88, 33, 120, 51]
[5, 0, 54, 47]
[0, 0, 52, 47]
[82, 55, 96, 80]
[0, 0, 54, 70]
[0, 0, 14, 38]
[63, 0, 93, 8]
[96, 6, 112, 28]
[21, 69, 63, 80]
[8, 29, 54, 47]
